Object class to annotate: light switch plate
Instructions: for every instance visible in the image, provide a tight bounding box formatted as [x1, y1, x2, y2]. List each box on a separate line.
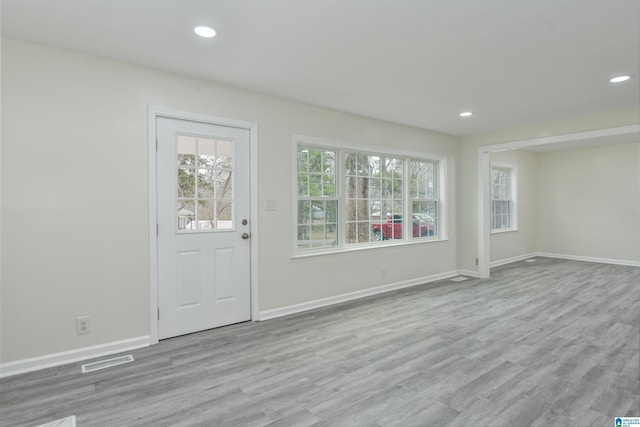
[264, 198, 277, 211]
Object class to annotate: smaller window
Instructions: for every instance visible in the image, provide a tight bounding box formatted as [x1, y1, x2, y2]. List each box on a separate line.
[297, 147, 338, 250]
[410, 160, 438, 239]
[491, 166, 515, 231]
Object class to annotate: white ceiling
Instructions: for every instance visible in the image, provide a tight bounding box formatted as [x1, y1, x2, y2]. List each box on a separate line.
[2, 0, 639, 136]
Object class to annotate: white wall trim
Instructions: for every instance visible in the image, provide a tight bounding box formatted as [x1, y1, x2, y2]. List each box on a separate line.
[489, 251, 640, 268]
[258, 270, 459, 321]
[490, 252, 538, 268]
[148, 106, 260, 343]
[477, 149, 491, 278]
[461, 250, 640, 278]
[536, 252, 640, 267]
[458, 269, 480, 278]
[293, 134, 450, 162]
[486, 124, 640, 152]
[147, 106, 159, 345]
[0, 336, 151, 378]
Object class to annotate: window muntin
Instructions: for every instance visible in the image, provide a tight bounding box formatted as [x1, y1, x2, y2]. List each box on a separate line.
[177, 134, 234, 232]
[410, 160, 438, 239]
[491, 167, 511, 230]
[297, 147, 338, 250]
[345, 153, 403, 243]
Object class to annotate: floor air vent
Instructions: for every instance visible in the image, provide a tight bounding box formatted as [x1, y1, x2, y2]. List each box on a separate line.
[450, 276, 469, 282]
[81, 354, 134, 373]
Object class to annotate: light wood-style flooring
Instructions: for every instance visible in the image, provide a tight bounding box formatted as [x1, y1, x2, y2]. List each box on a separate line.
[1, 257, 639, 426]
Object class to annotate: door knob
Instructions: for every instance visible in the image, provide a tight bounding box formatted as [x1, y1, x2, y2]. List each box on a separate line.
[241, 232, 250, 240]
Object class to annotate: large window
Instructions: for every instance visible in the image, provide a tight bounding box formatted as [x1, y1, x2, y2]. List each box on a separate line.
[491, 165, 516, 231]
[296, 139, 444, 253]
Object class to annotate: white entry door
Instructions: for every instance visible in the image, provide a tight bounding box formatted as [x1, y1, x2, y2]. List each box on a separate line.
[157, 116, 251, 339]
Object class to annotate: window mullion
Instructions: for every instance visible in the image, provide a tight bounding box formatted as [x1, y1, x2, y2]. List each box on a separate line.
[337, 149, 345, 248]
[403, 157, 410, 240]
[194, 142, 200, 225]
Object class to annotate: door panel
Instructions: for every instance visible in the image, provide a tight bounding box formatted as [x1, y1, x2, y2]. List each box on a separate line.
[177, 250, 200, 307]
[214, 247, 234, 301]
[157, 117, 251, 340]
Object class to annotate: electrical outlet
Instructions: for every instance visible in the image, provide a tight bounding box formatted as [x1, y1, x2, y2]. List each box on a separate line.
[76, 316, 91, 335]
[381, 269, 387, 279]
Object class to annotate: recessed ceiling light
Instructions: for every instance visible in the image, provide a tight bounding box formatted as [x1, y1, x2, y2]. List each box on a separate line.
[194, 26, 217, 38]
[609, 75, 631, 83]
[459, 111, 473, 117]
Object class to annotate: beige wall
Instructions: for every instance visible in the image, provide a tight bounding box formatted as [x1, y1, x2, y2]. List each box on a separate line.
[458, 109, 640, 272]
[1, 39, 459, 363]
[537, 142, 640, 262]
[486, 142, 640, 265]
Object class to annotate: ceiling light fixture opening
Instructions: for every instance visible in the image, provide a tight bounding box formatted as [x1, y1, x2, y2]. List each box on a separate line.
[609, 75, 631, 83]
[459, 111, 473, 117]
[194, 26, 217, 38]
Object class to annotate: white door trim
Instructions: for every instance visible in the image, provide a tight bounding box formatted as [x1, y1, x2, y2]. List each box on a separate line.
[148, 106, 259, 345]
[476, 124, 639, 279]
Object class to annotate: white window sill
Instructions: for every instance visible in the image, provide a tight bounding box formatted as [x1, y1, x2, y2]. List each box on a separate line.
[291, 237, 449, 259]
[490, 228, 519, 235]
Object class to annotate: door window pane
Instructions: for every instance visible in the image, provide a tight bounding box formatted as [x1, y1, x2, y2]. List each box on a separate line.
[197, 169, 215, 198]
[177, 200, 196, 231]
[178, 135, 197, 167]
[176, 135, 235, 232]
[178, 168, 196, 198]
[197, 138, 216, 164]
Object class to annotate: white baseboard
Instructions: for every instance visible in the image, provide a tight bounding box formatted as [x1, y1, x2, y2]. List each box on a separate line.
[258, 270, 460, 321]
[490, 252, 538, 268]
[0, 335, 151, 378]
[465, 251, 639, 276]
[536, 252, 640, 267]
[457, 269, 480, 278]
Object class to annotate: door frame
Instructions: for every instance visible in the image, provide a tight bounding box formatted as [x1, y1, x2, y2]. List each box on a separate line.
[148, 106, 259, 345]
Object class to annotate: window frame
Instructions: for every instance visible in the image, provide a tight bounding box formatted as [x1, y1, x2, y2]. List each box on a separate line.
[490, 162, 518, 233]
[175, 133, 236, 233]
[343, 151, 405, 244]
[409, 159, 439, 240]
[295, 146, 339, 251]
[293, 135, 447, 257]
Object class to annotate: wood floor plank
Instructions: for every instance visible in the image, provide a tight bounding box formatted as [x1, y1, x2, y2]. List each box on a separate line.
[0, 257, 638, 426]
